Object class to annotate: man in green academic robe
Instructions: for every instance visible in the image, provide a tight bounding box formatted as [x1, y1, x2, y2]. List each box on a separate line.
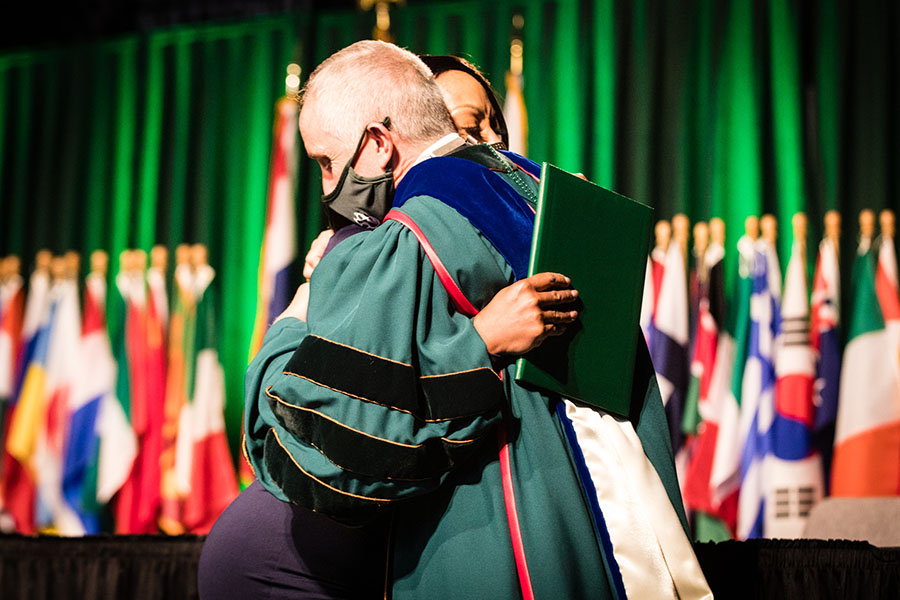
[203, 40, 711, 600]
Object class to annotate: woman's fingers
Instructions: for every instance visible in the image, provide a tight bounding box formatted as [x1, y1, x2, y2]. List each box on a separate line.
[527, 271, 571, 291]
[536, 288, 579, 308]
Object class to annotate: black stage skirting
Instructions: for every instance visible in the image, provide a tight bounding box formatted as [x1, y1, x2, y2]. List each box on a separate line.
[0, 534, 898, 599]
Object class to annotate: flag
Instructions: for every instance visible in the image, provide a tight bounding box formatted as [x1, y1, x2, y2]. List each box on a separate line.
[2, 262, 52, 533]
[706, 229, 758, 536]
[147, 257, 169, 336]
[6, 289, 56, 530]
[110, 262, 158, 534]
[174, 260, 198, 514]
[0, 265, 24, 531]
[766, 223, 824, 538]
[180, 263, 239, 534]
[640, 236, 668, 343]
[736, 235, 781, 539]
[682, 238, 729, 535]
[92, 272, 138, 514]
[649, 235, 690, 458]
[0, 267, 25, 442]
[137, 259, 167, 532]
[34, 266, 83, 533]
[62, 268, 133, 534]
[831, 229, 900, 495]
[682, 228, 716, 446]
[810, 230, 841, 491]
[159, 256, 195, 534]
[249, 97, 299, 359]
[11, 257, 52, 400]
[651, 240, 667, 312]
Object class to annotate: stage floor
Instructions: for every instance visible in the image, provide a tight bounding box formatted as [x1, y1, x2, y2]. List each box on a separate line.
[0, 534, 898, 599]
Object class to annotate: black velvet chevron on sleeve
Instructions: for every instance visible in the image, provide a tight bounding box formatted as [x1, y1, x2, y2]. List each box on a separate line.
[266, 335, 506, 513]
[266, 386, 493, 481]
[282, 335, 505, 421]
[263, 430, 391, 527]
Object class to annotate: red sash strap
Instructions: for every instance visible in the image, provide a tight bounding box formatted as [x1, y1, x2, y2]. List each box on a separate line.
[383, 210, 478, 317]
[496, 425, 536, 600]
[519, 167, 541, 184]
[384, 209, 536, 600]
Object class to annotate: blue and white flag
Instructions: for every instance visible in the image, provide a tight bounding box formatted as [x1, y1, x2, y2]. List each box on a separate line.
[649, 238, 690, 456]
[61, 270, 123, 535]
[35, 268, 82, 534]
[736, 236, 780, 539]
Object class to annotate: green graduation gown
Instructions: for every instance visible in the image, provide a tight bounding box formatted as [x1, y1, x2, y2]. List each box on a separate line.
[244, 147, 687, 599]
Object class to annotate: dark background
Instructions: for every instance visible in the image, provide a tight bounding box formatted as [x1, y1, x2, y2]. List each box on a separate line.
[0, 0, 376, 51]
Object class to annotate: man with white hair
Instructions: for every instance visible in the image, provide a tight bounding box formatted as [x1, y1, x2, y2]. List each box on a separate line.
[200, 40, 710, 599]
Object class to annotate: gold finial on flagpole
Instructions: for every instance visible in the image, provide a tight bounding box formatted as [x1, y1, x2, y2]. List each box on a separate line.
[744, 215, 760, 240]
[175, 244, 191, 267]
[50, 255, 67, 281]
[0, 255, 19, 280]
[63, 250, 80, 279]
[709, 217, 725, 247]
[35, 249, 52, 273]
[824, 210, 841, 244]
[859, 209, 875, 239]
[760, 214, 777, 246]
[693, 221, 709, 282]
[738, 217, 759, 278]
[654, 220, 672, 252]
[90, 250, 108, 276]
[359, 0, 405, 43]
[132, 248, 148, 273]
[151, 244, 168, 271]
[190, 243, 209, 268]
[792, 212, 808, 248]
[880, 209, 895, 238]
[693, 222, 709, 258]
[119, 249, 131, 275]
[672, 213, 690, 263]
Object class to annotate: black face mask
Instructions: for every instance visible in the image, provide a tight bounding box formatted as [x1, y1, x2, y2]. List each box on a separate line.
[321, 117, 394, 230]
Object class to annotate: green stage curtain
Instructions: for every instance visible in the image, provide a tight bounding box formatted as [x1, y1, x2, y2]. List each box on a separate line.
[1, 0, 898, 475]
[0, 14, 309, 467]
[310, 0, 899, 316]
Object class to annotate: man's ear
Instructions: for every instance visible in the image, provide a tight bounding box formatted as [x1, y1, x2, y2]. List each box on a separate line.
[365, 121, 394, 170]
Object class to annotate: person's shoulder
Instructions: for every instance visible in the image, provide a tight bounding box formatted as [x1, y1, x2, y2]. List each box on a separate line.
[394, 154, 492, 207]
[497, 149, 541, 178]
[394, 146, 533, 212]
[391, 150, 535, 280]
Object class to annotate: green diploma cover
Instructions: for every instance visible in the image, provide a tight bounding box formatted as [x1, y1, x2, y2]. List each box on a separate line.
[514, 163, 653, 417]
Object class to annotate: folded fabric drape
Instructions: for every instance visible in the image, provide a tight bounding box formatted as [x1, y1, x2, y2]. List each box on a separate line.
[563, 400, 713, 599]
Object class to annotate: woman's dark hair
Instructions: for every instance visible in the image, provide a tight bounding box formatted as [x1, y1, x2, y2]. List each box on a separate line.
[418, 54, 509, 149]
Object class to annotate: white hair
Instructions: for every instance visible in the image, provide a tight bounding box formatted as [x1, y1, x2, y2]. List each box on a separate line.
[299, 40, 456, 148]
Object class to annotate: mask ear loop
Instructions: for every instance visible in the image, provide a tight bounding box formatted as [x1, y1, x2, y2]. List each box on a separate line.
[347, 124, 370, 167]
[348, 116, 392, 166]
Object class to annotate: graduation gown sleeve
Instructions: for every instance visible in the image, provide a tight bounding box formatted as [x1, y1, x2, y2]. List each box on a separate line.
[243, 197, 511, 525]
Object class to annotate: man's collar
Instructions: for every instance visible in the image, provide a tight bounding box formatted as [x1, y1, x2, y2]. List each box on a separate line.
[413, 133, 468, 166]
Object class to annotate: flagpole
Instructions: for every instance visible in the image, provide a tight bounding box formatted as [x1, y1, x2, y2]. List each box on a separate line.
[505, 13, 528, 157]
[693, 221, 709, 283]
